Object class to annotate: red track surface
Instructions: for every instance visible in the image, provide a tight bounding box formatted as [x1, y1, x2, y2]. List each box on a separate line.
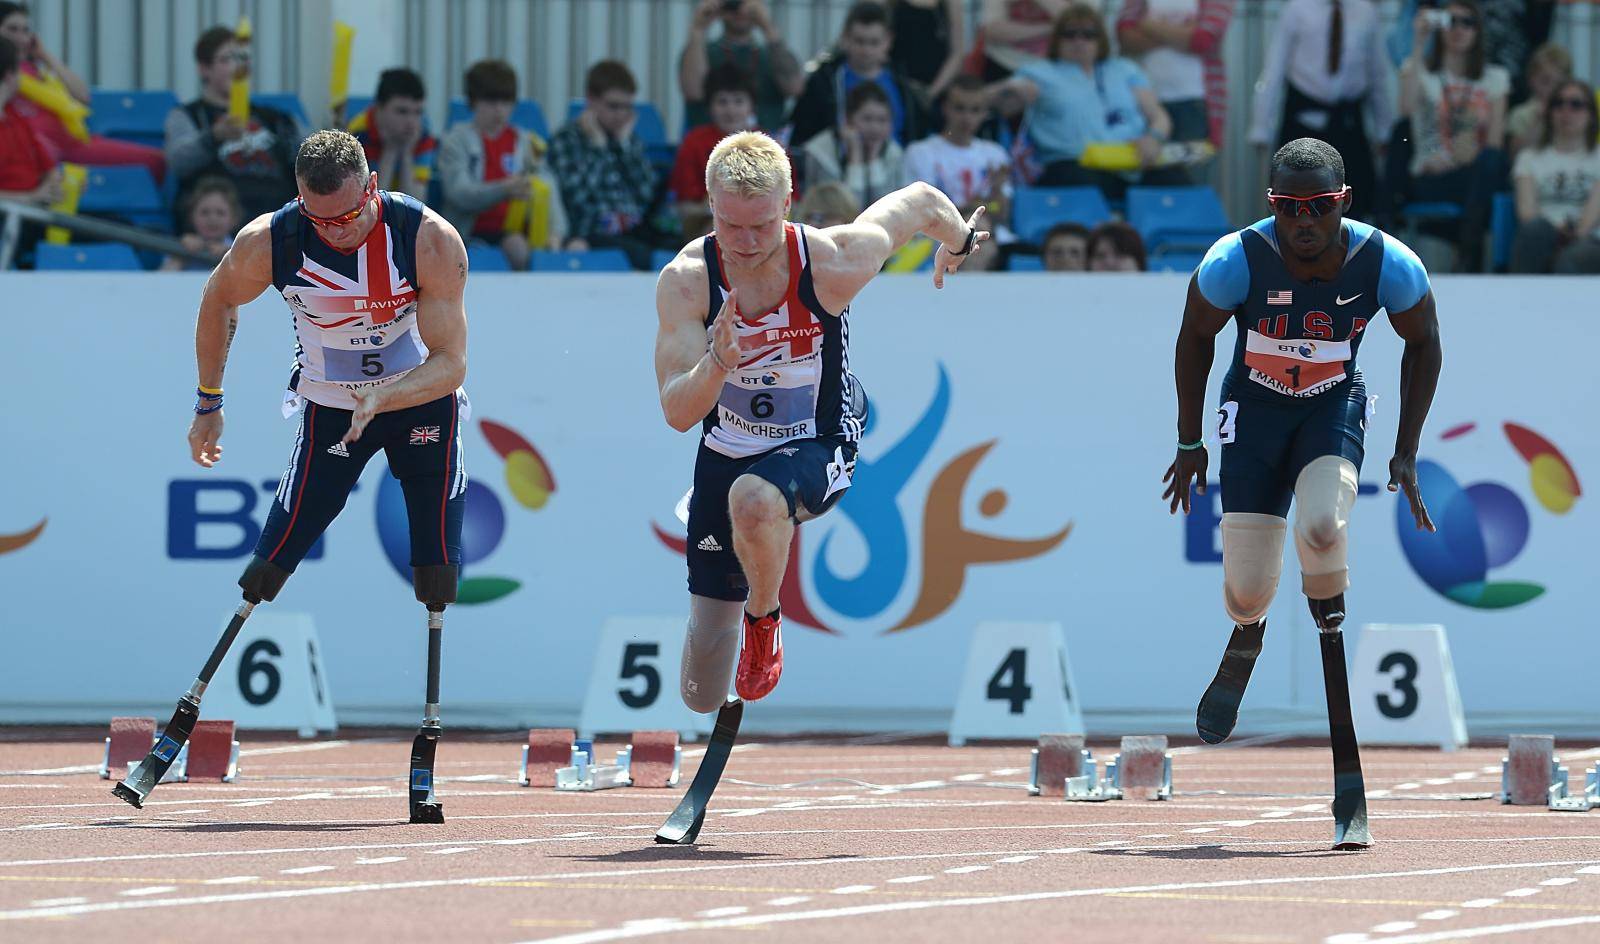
[3, 731, 1599, 943]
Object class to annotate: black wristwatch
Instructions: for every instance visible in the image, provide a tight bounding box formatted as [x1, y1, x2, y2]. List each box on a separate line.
[947, 227, 978, 256]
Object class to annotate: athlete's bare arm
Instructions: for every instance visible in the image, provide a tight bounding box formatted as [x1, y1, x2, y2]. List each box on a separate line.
[1387, 291, 1440, 532]
[655, 243, 740, 432]
[1163, 276, 1234, 514]
[187, 213, 275, 468]
[343, 209, 469, 444]
[806, 182, 990, 314]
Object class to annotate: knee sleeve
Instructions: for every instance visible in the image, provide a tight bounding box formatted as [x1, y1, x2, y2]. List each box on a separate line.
[412, 564, 459, 610]
[238, 556, 291, 603]
[1293, 456, 1358, 599]
[681, 596, 743, 713]
[1221, 513, 1287, 625]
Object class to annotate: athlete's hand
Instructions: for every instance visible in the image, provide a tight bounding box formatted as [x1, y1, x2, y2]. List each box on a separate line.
[188, 409, 224, 468]
[1163, 446, 1208, 514]
[1389, 452, 1435, 532]
[707, 288, 740, 373]
[343, 391, 381, 446]
[933, 205, 991, 289]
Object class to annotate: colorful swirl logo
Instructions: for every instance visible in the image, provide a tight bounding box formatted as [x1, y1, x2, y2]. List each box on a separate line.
[376, 418, 555, 605]
[1397, 421, 1580, 609]
[0, 518, 46, 556]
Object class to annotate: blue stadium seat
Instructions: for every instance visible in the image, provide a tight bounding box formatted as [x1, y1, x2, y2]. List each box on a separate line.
[446, 98, 549, 138]
[343, 95, 373, 121]
[1402, 201, 1463, 221]
[88, 89, 179, 148]
[565, 99, 667, 148]
[253, 93, 309, 125]
[1149, 250, 1205, 274]
[35, 242, 144, 271]
[530, 249, 632, 272]
[465, 243, 511, 272]
[1011, 187, 1111, 243]
[78, 166, 163, 228]
[1489, 192, 1515, 271]
[651, 248, 677, 271]
[1007, 253, 1044, 271]
[1126, 186, 1230, 253]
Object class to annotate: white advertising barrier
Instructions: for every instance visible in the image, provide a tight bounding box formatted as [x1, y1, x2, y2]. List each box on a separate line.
[197, 612, 338, 737]
[578, 617, 712, 740]
[2, 273, 1598, 734]
[948, 621, 1084, 746]
[1349, 624, 1468, 750]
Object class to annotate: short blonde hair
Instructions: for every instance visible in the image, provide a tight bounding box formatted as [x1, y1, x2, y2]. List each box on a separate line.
[705, 130, 792, 199]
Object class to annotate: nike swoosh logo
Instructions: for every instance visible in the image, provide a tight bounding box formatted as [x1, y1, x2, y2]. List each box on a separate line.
[1336, 293, 1363, 305]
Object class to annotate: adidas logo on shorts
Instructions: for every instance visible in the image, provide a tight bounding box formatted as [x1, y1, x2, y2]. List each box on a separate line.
[326, 441, 350, 457]
[698, 534, 723, 552]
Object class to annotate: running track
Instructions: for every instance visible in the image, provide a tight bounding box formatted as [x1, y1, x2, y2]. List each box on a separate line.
[2, 731, 1598, 943]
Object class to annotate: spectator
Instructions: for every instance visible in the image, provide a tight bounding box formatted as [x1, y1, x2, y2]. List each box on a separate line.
[549, 60, 667, 270]
[348, 68, 435, 201]
[902, 75, 1011, 210]
[802, 82, 906, 209]
[994, 5, 1178, 198]
[1397, 0, 1507, 271]
[673, 64, 751, 232]
[0, 2, 165, 182]
[1249, 0, 1393, 222]
[972, 0, 1056, 82]
[1087, 220, 1147, 271]
[1388, 0, 1555, 98]
[1507, 42, 1570, 158]
[439, 59, 569, 271]
[0, 35, 58, 265]
[1115, 0, 1236, 149]
[165, 25, 305, 224]
[1041, 221, 1089, 270]
[888, 0, 967, 100]
[787, 1, 930, 149]
[1509, 78, 1600, 273]
[160, 175, 239, 271]
[793, 179, 861, 228]
[680, 0, 803, 132]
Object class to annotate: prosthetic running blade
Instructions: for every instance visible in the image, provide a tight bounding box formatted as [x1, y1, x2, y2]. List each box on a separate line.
[655, 697, 743, 845]
[113, 696, 200, 808]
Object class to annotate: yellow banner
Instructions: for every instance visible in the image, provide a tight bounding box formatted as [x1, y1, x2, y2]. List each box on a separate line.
[330, 22, 355, 113]
[45, 164, 88, 245]
[18, 71, 90, 142]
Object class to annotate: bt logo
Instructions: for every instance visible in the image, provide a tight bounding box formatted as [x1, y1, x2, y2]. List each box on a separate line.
[168, 479, 338, 560]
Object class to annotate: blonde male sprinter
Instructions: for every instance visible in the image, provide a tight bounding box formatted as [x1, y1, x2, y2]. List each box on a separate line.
[654, 130, 988, 712]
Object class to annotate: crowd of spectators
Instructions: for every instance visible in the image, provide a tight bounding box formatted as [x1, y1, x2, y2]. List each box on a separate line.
[3, 0, 1597, 276]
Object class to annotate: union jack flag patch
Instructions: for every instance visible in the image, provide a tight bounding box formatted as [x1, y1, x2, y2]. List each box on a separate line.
[410, 426, 441, 445]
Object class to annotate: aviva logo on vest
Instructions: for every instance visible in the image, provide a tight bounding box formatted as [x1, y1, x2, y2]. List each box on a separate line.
[375, 419, 556, 605]
[653, 364, 1072, 634]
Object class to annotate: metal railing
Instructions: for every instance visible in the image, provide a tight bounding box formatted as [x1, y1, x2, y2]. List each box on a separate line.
[0, 200, 220, 272]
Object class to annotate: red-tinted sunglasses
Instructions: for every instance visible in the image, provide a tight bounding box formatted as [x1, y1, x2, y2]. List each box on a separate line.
[1266, 186, 1350, 218]
[298, 178, 376, 227]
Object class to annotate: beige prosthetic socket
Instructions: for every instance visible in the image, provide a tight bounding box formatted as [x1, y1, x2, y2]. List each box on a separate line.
[1221, 513, 1287, 625]
[1293, 455, 1359, 599]
[680, 595, 744, 713]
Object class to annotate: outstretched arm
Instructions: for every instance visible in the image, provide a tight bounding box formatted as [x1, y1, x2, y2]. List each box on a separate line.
[343, 212, 469, 443]
[188, 213, 275, 467]
[810, 182, 990, 313]
[1387, 292, 1441, 531]
[1163, 276, 1232, 513]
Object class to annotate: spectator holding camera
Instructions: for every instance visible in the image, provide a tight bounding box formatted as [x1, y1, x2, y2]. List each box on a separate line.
[681, 0, 803, 133]
[1510, 78, 1600, 273]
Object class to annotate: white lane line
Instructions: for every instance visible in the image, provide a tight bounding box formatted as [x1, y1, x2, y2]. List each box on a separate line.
[119, 886, 176, 897]
[1351, 915, 1600, 944]
[1261, 811, 1295, 818]
[952, 774, 984, 782]
[1417, 910, 1458, 920]
[354, 857, 406, 865]
[886, 876, 934, 884]
[1540, 877, 1577, 886]
[944, 866, 988, 874]
[1395, 782, 1421, 790]
[1325, 934, 1369, 944]
[1185, 828, 1219, 834]
[990, 768, 1023, 776]
[996, 856, 1036, 864]
[201, 876, 258, 885]
[1095, 840, 1126, 846]
[1501, 888, 1540, 897]
[1372, 921, 1418, 932]
[238, 741, 352, 757]
[696, 907, 748, 918]
[1580, 866, 1600, 875]
[558, 833, 595, 838]
[830, 885, 874, 894]
[426, 848, 476, 856]
[28, 898, 87, 907]
[279, 866, 335, 875]
[231, 800, 275, 808]
[766, 897, 811, 907]
[1461, 899, 1501, 908]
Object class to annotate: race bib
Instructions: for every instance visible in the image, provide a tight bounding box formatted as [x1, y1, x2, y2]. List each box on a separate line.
[1243, 331, 1350, 398]
[321, 332, 425, 383]
[716, 367, 817, 441]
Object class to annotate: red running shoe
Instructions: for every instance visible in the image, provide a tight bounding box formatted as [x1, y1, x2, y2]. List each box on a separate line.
[735, 609, 783, 701]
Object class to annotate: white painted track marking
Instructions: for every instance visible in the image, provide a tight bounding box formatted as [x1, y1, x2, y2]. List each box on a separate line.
[118, 886, 176, 897]
[354, 857, 406, 865]
[1417, 910, 1458, 920]
[1500, 888, 1539, 897]
[766, 897, 810, 906]
[944, 866, 988, 874]
[830, 885, 874, 894]
[886, 876, 933, 884]
[1539, 877, 1576, 886]
[1358, 915, 1600, 944]
[426, 848, 475, 855]
[996, 856, 1036, 864]
[1372, 921, 1417, 932]
[279, 866, 334, 875]
[1460, 899, 1500, 908]
[28, 898, 86, 907]
[696, 907, 747, 918]
[201, 876, 258, 885]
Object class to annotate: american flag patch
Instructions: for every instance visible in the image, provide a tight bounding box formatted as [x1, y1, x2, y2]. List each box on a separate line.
[1267, 290, 1293, 305]
[410, 426, 441, 445]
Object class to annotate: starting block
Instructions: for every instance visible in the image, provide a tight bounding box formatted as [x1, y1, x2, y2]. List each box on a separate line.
[520, 729, 682, 791]
[628, 731, 682, 788]
[98, 716, 207, 784]
[185, 720, 240, 782]
[1028, 734, 1089, 797]
[1064, 735, 1172, 802]
[520, 728, 577, 787]
[555, 745, 633, 792]
[1502, 735, 1600, 812]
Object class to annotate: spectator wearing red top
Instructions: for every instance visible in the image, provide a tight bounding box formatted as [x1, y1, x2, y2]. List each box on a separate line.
[348, 68, 436, 201]
[671, 64, 789, 240]
[1116, 0, 1235, 148]
[0, 37, 59, 267]
[0, 2, 165, 182]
